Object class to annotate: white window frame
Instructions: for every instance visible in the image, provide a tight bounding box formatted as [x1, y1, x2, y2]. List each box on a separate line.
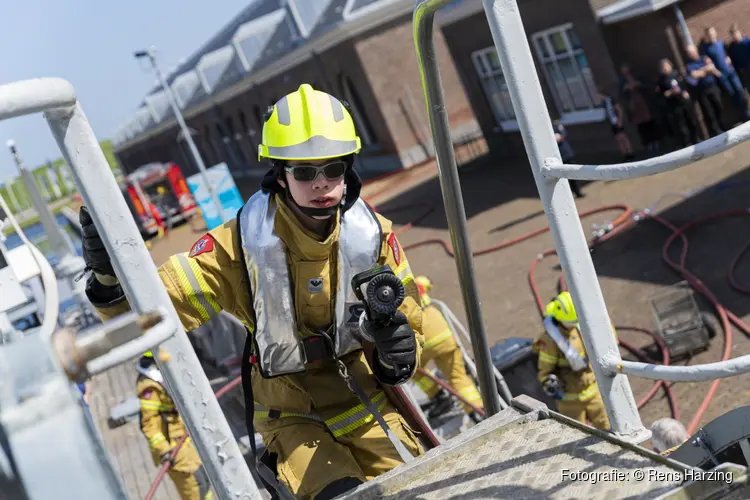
[471, 47, 518, 131]
[531, 23, 604, 125]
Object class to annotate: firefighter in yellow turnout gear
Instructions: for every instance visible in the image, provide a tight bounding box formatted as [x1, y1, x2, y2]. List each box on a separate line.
[412, 276, 484, 420]
[81, 84, 425, 500]
[136, 351, 212, 499]
[534, 292, 610, 430]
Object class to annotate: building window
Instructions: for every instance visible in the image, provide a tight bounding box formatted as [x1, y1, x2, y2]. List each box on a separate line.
[531, 24, 600, 116]
[340, 75, 377, 147]
[471, 47, 516, 128]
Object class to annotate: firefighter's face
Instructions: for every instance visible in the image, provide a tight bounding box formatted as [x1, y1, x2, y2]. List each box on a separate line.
[279, 159, 346, 218]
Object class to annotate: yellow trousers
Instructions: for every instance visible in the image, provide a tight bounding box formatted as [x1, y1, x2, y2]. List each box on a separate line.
[413, 310, 483, 414]
[167, 469, 213, 500]
[556, 391, 610, 431]
[266, 407, 423, 499]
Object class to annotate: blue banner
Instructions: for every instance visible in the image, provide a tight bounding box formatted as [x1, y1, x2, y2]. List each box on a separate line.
[187, 163, 245, 231]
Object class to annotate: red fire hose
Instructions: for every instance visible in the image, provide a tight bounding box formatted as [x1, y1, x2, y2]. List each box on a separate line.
[364, 176, 750, 437]
[144, 375, 244, 500]
[416, 367, 487, 417]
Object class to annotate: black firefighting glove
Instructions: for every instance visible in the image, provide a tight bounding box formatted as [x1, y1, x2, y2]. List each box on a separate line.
[160, 450, 176, 467]
[79, 206, 116, 278]
[361, 310, 417, 385]
[80, 206, 126, 307]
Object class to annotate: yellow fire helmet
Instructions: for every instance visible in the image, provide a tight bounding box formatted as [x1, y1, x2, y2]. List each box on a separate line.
[143, 350, 154, 358]
[258, 84, 362, 162]
[544, 291, 578, 327]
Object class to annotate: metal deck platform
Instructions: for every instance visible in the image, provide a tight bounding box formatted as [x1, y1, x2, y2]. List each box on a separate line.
[341, 395, 750, 500]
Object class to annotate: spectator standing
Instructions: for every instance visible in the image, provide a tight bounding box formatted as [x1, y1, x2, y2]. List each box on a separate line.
[656, 58, 700, 147]
[727, 24, 750, 90]
[700, 26, 750, 120]
[619, 64, 662, 155]
[684, 44, 726, 136]
[552, 120, 584, 198]
[598, 87, 635, 161]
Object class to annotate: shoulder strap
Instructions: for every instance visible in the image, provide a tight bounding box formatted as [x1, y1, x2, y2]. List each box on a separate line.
[543, 316, 588, 372]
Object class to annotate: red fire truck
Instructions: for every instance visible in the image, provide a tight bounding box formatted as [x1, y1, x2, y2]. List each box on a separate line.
[120, 162, 197, 237]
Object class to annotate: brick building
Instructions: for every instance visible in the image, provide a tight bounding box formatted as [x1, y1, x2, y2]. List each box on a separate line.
[113, 0, 750, 192]
[113, 0, 481, 193]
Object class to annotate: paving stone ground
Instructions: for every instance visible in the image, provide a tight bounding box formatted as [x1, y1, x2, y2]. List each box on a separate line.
[90, 138, 750, 495]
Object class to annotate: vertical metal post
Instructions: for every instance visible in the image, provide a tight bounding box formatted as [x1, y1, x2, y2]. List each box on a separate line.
[7, 140, 75, 260]
[673, 5, 693, 46]
[137, 49, 227, 224]
[413, 0, 504, 416]
[43, 101, 262, 499]
[480, 0, 647, 441]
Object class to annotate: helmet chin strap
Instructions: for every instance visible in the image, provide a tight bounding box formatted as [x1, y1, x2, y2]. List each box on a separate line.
[283, 183, 340, 218]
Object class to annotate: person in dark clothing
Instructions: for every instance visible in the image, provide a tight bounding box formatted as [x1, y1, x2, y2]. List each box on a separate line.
[620, 64, 662, 154]
[598, 87, 635, 161]
[552, 120, 583, 198]
[656, 58, 700, 147]
[684, 44, 725, 136]
[700, 26, 750, 120]
[728, 24, 750, 90]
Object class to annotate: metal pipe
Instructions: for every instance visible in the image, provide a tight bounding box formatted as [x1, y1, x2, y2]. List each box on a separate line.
[433, 298, 511, 407]
[41, 95, 261, 499]
[479, 0, 647, 441]
[413, 0, 502, 417]
[7, 140, 77, 261]
[604, 354, 750, 382]
[542, 119, 750, 180]
[136, 48, 227, 224]
[0, 78, 76, 121]
[86, 312, 176, 376]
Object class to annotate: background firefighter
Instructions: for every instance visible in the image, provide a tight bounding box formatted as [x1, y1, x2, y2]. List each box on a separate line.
[136, 350, 213, 500]
[412, 276, 484, 422]
[80, 84, 426, 500]
[533, 291, 611, 430]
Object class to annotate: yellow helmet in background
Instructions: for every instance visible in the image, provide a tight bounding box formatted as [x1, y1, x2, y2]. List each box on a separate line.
[544, 291, 578, 327]
[258, 84, 362, 162]
[415, 276, 433, 296]
[143, 351, 154, 358]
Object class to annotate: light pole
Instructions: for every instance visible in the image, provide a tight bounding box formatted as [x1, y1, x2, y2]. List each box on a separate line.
[6, 140, 92, 326]
[134, 47, 227, 224]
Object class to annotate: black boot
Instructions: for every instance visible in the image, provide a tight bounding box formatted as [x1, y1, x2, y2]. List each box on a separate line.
[428, 388, 457, 418]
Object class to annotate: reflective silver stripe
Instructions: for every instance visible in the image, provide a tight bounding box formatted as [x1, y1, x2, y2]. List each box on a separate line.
[329, 95, 344, 122]
[265, 136, 359, 160]
[174, 253, 220, 322]
[543, 316, 587, 371]
[239, 192, 380, 377]
[275, 96, 291, 126]
[326, 392, 388, 437]
[254, 393, 388, 438]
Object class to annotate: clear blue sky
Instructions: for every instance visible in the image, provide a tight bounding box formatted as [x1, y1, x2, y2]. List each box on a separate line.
[0, 0, 251, 181]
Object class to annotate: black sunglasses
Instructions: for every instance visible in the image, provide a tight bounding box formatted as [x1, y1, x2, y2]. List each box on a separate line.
[284, 161, 347, 182]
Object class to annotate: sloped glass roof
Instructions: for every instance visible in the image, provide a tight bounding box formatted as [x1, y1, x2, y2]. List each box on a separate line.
[343, 0, 396, 20]
[288, 0, 335, 37]
[196, 45, 238, 94]
[136, 108, 154, 130]
[233, 8, 288, 71]
[145, 92, 171, 123]
[171, 71, 202, 108]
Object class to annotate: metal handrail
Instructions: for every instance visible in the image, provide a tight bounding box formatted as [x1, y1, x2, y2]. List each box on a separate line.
[413, 0, 502, 417]
[414, 0, 648, 442]
[603, 353, 750, 382]
[542, 120, 750, 180]
[0, 77, 262, 499]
